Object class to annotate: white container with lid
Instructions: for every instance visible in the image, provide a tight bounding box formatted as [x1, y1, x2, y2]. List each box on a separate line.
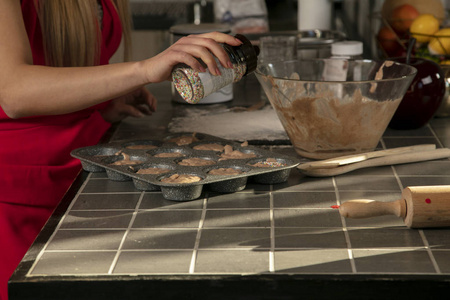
[170, 23, 233, 104]
[331, 41, 363, 59]
[323, 40, 364, 93]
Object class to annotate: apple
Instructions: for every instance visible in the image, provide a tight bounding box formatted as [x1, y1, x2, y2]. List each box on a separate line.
[388, 57, 446, 129]
[389, 4, 420, 34]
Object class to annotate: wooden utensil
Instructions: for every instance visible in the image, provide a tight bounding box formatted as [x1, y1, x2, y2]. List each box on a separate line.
[297, 145, 450, 177]
[339, 186, 450, 228]
[299, 144, 436, 170]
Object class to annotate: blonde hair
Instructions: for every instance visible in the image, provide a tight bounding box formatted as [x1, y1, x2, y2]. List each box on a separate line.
[35, 0, 132, 67]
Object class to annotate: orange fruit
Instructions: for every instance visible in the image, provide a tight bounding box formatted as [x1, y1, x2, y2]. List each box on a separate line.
[389, 4, 420, 33]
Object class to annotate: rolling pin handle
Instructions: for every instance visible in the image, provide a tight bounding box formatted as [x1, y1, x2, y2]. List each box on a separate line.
[339, 199, 407, 219]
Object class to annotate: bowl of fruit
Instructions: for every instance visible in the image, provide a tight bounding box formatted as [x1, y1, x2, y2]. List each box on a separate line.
[374, 0, 449, 63]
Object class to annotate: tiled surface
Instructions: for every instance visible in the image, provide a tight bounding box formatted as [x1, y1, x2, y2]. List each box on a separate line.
[25, 121, 450, 277]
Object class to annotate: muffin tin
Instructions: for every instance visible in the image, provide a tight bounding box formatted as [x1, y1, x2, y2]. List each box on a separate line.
[71, 132, 300, 201]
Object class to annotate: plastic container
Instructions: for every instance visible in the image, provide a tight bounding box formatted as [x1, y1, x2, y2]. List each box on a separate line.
[325, 41, 364, 82]
[171, 33, 259, 104]
[331, 41, 363, 59]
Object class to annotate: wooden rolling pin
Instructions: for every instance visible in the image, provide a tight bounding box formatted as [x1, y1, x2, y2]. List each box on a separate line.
[339, 186, 450, 228]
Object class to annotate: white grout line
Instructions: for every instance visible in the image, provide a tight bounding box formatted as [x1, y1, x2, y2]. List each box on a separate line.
[40, 246, 435, 253]
[387, 135, 443, 273]
[333, 177, 357, 273]
[189, 196, 207, 274]
[379, 138, 387, 150]
[391, 165, 404, 191]
[419, 230, 442, 274]
[269, 185, 275, 273]
[107, 191, 145, 274]
[428, 123, 445, 149]
[27, 172, 93, 276]
[381, 138, 405, 192]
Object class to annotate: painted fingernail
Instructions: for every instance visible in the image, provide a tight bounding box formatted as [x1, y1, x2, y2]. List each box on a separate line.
[215, 68, 221, 76]
[227, 61, 233, 69]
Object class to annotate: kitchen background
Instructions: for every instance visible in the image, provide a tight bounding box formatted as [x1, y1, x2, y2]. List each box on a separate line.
[111, 0, 450, 63]
[10, 2, 450, 299]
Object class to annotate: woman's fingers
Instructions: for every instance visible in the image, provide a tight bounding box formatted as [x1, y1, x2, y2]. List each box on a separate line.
[134, 87, 157, 112]
[198, 31, 243, 46]
[172, 32, 242, 75]
[143, 32, 242, 83]
[173, 37, 222, 75]
[101, 87, 158, 123]
[197, 32, 243, 69]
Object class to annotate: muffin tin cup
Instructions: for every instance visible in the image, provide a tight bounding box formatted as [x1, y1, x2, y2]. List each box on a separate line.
[208, 177, 248, 193]
[247, 157, 295, 184]
[205, 165, 250, 193]
[128, 163, 175, 191]
[132, 179, 161, 191]
[80, 161, 105, 173]
[160, 185, 204, 201]
[71, 132, 300, 201]
[76, 147, 119, 173]
[251, 169, 292, 184]
[106, 169, 132, 182]
[122, 140, 162, 150]
[101, 155, 146, 182]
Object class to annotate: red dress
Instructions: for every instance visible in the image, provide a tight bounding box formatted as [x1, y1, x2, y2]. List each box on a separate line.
[0, 1, 123, 299]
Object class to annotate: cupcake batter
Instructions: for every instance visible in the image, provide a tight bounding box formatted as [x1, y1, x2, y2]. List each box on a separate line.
[161, 174, 202, 183]
[178, 157, 216, 166]
[126, 144, 158, 150]
[136, 167, 171, 175]
[167, 133, 199, 146]
[250, 158, 286, 168]
[154, 152, 185, 158]
[193, 143, 224, 151]
[110, 153, 143, 165]
[208, 167, 243, 175]
[219, 145, 257, 160]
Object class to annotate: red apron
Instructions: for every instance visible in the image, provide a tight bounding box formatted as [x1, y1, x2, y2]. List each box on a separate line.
[0, 1, 123, 299]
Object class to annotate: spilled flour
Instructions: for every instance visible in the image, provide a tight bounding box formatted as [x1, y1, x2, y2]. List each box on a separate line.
[168, 105, 288, 141]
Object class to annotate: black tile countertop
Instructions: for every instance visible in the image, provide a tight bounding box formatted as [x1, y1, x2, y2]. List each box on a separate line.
[9, 76, 450, 300]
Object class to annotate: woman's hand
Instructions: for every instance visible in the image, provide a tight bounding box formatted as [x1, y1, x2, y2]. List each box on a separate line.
[100, 86, 157, 123]
[142, 32, 243, 83]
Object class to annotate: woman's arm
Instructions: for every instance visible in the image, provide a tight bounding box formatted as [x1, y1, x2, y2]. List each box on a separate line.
[0, 0, 241, 119]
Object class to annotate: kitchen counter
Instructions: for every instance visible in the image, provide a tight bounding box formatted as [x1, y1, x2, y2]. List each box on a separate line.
[9, 76, 450, 300]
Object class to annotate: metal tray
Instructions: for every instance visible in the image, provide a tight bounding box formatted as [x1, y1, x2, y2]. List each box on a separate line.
[71, 132, 300, 201]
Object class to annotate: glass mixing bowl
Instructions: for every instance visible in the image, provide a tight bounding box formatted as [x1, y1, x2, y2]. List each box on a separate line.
[255, 59, 417, 159]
